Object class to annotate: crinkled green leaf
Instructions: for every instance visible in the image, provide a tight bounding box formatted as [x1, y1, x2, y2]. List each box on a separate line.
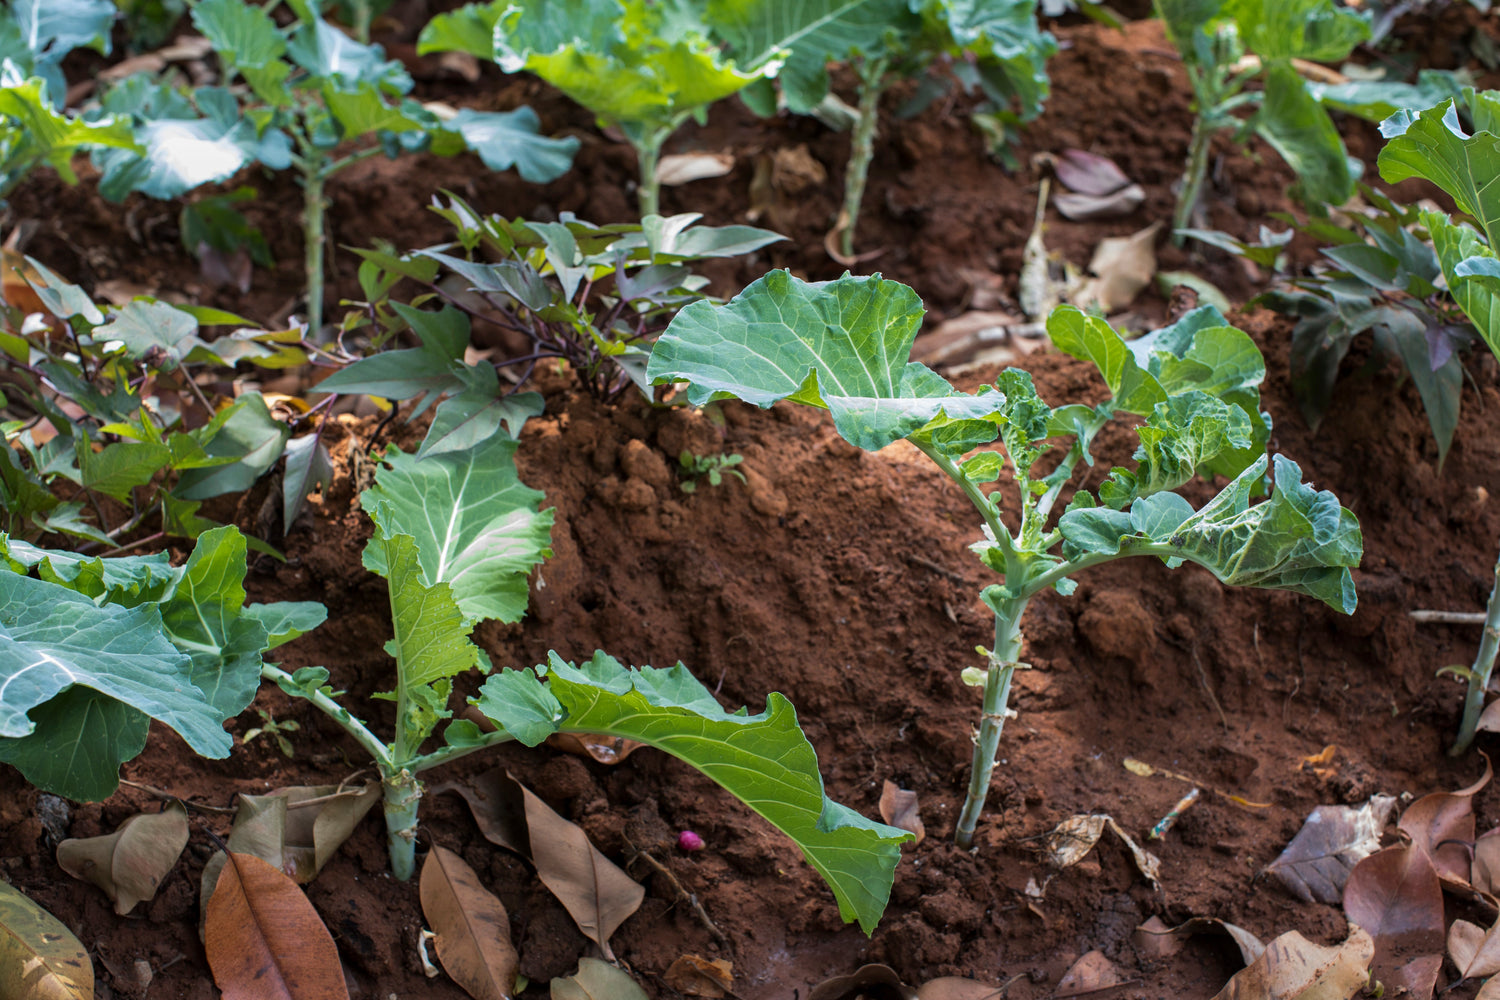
[0, 76, 138, 191]
[360, 434, 553, 625]
[0, 687, 148, 801]
[1311, 70, 1465, 124]
[1098, 391, 1253, 508]
[190, 0, 286, 70]
[1047, 306, 1163, 413]
[287, 17, 410, 92]
[1254, 63, 1356, 210]
[1059, 454, 1362, 613]
[443, 107, 579, 184]
[1222, 0, 1369, 62]
[2, 539, 175, 605]
[1424, 210, 1500, 356]
[647, 270, 1004, 450]
[472, 650, 910, 933]
[940, 0, 1057, 121]
[1380, 100, 1500, 247]
[156, 526, 269, 719]
[0, 573, 231, 764]
[241, 602, 327, 650]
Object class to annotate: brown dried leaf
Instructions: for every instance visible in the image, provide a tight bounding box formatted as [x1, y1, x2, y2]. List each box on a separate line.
[662, 955, 733, 998]
[546, 732, 643, 765]
[1053, 149, 1133, 196]
[808, 964, 917, 1000]
[1474, 827, 1500, 896]
[0, 879, 92, 1000]
[551, 958, 650, 1000]
[1042, 814, 1161, 888]
[911, 311, 1017, 367]
[1133, 916, 1187, 959]
[437, 768, 643, 962]
[1056, 950, 1127, 996]
[1210, 927, 1372, 1000]
[420, 846, 519, 1000]
[1054, 186, 1146, 221]
[657, 152, 735, 186]
[1448, 918, 1500, 978]
[915, 979, 1004, 999]
[1343, 844, 1444, 991]
[205, 852, 350, 1000]
[1073, 222, 1162, 312]
[1385, 955, 1441, 1000]
[57, 801, 189, 915]
[1400, 756, 1492, 887]
[879, 781, 925, 845]
[1262, 794, 1397, 904]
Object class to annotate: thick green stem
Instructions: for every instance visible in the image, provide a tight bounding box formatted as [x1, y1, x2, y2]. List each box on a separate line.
[911, 440, 1010, 554]
[954, 599, 1027, 849]
[840, 62, 888, 260]
[635, 135, 661, 220]
[1452, 548, 1500, 755]
[303, 165, 328, 340]
[383, 768, 422, 880]
[1172, 102, 1213, 246]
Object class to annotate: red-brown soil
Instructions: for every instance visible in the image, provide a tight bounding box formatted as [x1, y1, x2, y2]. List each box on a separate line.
[4, 6, 1500, 999]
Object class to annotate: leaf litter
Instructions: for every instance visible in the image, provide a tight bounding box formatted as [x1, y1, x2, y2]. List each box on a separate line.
[1262, 793, 1397, 904]
[419, 846, 520, 1000]
[56, 800, 189, 915]
[1041, 813, 1162, 889]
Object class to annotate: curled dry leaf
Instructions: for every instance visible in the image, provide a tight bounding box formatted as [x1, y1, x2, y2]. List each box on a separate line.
[1052, 149, 1134, 197]
[1134, 917, 1264, 966]
[662, 954, 733, 998]
[550, 957, 649, 1000]
[1448, 918, 1500, 979]
[1385, 955, 1441, 1000]
[201, 782, 381, 914]
[808, 963, 916, 1000]
[1072, 222, 1162, 313]
[1211, 926, 1372, 1000]
[879, 780, 925, 845]
[1474, 827, 1500, 897]
[0, 879, 92, 1000]
[1043, 814, 1162, 888]
[1054, 186, 1146, 221]
[1400, 755, 1492, 888]
[657, 152, 735, 187]
[546, 732, 644, 765]
[915, 979, 1005, 999]
[1262, 794, 1397, 904]
[420, 846, 520, 1000]
[57, 800, 189, 915]
[204, 852, 350, 1000]
[1056, 950, 1127, 997]
[1343, 844, 1444, 997]
[436, 768, 644, 962]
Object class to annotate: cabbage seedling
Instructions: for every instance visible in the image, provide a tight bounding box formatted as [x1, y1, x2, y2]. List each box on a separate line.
[648, 271, 1362, 847]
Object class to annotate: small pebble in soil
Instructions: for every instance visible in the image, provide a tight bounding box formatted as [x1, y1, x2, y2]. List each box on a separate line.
[677, 830, 705, 852]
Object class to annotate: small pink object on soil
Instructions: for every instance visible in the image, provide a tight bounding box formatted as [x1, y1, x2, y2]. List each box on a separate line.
[677, 830, 705, 852]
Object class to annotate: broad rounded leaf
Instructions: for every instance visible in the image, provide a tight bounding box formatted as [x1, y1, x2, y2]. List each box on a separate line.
[0, 879, 92, 1000]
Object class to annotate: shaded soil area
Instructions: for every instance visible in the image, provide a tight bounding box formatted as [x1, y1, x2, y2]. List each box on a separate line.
[4, 6, 1500, 999]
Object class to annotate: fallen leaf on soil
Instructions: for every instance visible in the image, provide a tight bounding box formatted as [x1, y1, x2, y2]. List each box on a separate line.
[879, 780, 925, 845]
[0, 878, 92, 1000]
[1135, 917, 1265, 966]
[1072, 222, 1162, 313]
[1343, 843, 1444, 995]
[1210, 926, 1372, 1000]
[1043, 814, 1162, 888]
[420, 846, 520, 1000]
[57, 800, 189, 915]
[201, 782, 381, 912]
[1054, 186, 1146, 221]
[915, 980, 1004, 999]
[809, 964, 916, 1000]
[1262, 794, 1397, 904]
[1475, 827, 1500, 896]
[204, 852, 350, 1000]
[1448, 918, 1500, 978]
[657, 152, 735, 186]
[546, 732, 643, 765]
[550, 957, 649, 1000]
[1050, 149, 1134, 196]
[1056, 950, 1127, 996]
[1385, 955, 1441, 1000]
[662, 954, 732, 997]
[1121, 757, 1269, 810]
[436, 768, 644, 962]
[1400, 756, 1492, 888]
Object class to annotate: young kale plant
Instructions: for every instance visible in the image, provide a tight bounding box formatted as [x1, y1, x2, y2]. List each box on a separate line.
[647, 271, 1362, 847]
[1189, 190, 1476, 468]
[419, 0, 889, 218]
[1376, 88, 1500, 752]
[0, 525, 325, 801]
[318, 195, 782, 421]
[263, 430, 910, 931]
[730, 0, 1055, 257]
[1154, 0, 1463, 241]
[0, 261, 307, 549]
[94, 0, 578, 339]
